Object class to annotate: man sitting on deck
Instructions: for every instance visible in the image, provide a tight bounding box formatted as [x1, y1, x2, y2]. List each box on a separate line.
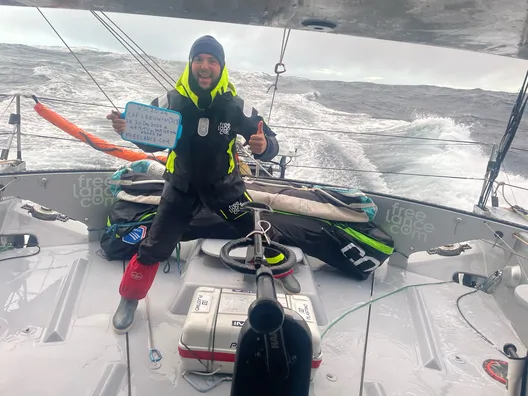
[106, 35, 301, 333]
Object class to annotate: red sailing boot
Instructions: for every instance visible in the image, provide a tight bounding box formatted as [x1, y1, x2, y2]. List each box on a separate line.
[112, 254, 159, 333]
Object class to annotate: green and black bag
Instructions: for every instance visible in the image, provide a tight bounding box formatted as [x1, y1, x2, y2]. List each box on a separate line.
[261, 212, 394, 281]
[320, 221, 394, 280]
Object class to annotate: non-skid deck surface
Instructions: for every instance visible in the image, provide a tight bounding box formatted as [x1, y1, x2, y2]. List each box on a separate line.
[0, 240, 523, 396]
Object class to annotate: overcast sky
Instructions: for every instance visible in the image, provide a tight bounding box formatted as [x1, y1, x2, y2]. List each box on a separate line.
[1, 5, 528, 92]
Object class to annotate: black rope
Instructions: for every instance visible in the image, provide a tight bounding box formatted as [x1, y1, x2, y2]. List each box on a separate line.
[99, 11, 177, 85]
[455, 290, 507, 357]
[90, 11, 172, 91]
[36, 7, 119, 112]
[267, 28, 291, 124]
[0, 244, 41, 262]
[286, 164, 486, 181]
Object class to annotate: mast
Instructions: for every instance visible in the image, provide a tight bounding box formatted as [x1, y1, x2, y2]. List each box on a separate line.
[477, 70, 528, 210]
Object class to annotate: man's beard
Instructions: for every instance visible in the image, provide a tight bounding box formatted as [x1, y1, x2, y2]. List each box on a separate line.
[189, 71, 221, 109]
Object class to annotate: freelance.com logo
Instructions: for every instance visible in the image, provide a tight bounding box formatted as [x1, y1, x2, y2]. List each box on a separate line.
[73, 175, 114, 208]
[385, 203, 435, 242]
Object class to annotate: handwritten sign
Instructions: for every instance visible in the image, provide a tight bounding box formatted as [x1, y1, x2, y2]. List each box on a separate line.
[122, 101, 182, 150]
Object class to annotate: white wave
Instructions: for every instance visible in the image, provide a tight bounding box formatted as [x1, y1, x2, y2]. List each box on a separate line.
[365, 114, 528, 210]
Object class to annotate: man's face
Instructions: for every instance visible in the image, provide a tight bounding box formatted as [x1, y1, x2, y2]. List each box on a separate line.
[191, 53, 221, 90]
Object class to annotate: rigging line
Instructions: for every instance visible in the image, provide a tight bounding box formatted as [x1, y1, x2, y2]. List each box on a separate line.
[500, 162, 518, 206]
[483, 221, 520, 254]
[17, 131, 138, 149]
[481, 224, 528, 280]
[285, 164, 486, 181]
[341, 141, 485, 147]
[90, 11, 172, 91]
[36, 7, 119, 112]
[99, 11, 176, 85]
[91, 11, 173, 90]
[511, 147, 528, 153]
[269, 124, 491, 145]
[267, 28, 291, 124]
[478, 239, 528, 285]
[496, 182, 516, 208]
[497, 182, 528, 193]
[0, 96, 14, 120]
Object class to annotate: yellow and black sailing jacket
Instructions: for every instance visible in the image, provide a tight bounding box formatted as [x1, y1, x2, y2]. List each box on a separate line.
[135, 63, 279, 194]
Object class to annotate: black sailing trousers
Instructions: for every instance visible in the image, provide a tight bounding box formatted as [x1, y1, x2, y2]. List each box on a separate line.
[137, 180, 255, 265]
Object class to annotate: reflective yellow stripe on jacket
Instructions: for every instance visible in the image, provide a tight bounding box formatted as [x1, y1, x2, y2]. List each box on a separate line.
[174, 63, 236, 109]
[165, 62, 238, 175]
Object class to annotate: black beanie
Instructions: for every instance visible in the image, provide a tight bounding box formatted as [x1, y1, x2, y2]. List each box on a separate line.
[189, 35, 225, 70]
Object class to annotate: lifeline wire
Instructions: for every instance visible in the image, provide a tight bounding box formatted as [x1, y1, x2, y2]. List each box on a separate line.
[9, 94, 122, 109]
[285, 164, 486, 181]
[9, 92, 528, 152]
[36, 8, 120, 112]
[271, 124, 489, 145]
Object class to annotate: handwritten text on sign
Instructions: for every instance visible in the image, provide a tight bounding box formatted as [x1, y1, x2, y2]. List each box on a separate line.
[122, 101, 182, 150]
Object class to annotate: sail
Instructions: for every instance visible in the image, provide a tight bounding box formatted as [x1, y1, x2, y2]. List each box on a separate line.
[4, 0, 528, 60]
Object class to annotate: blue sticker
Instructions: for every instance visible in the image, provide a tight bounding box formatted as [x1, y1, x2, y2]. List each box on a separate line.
[122, 225, 147, 245]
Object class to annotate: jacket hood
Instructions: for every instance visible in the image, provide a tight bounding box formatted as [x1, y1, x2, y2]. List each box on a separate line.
[174, 62, 237, 109]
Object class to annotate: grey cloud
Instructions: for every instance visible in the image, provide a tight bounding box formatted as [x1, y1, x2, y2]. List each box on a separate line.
[1, 5, 528, 92]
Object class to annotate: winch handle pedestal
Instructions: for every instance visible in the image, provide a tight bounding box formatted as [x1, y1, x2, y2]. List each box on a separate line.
[219, 201, 312, 396]
[219, 202, 296, 278]
[219, 201, 295, 333]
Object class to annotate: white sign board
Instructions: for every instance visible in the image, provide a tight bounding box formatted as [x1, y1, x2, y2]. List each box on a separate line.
[122, 101, 182, 150]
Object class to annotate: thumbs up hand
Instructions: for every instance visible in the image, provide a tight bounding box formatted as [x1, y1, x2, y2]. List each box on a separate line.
[248, 120, 268, 155]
